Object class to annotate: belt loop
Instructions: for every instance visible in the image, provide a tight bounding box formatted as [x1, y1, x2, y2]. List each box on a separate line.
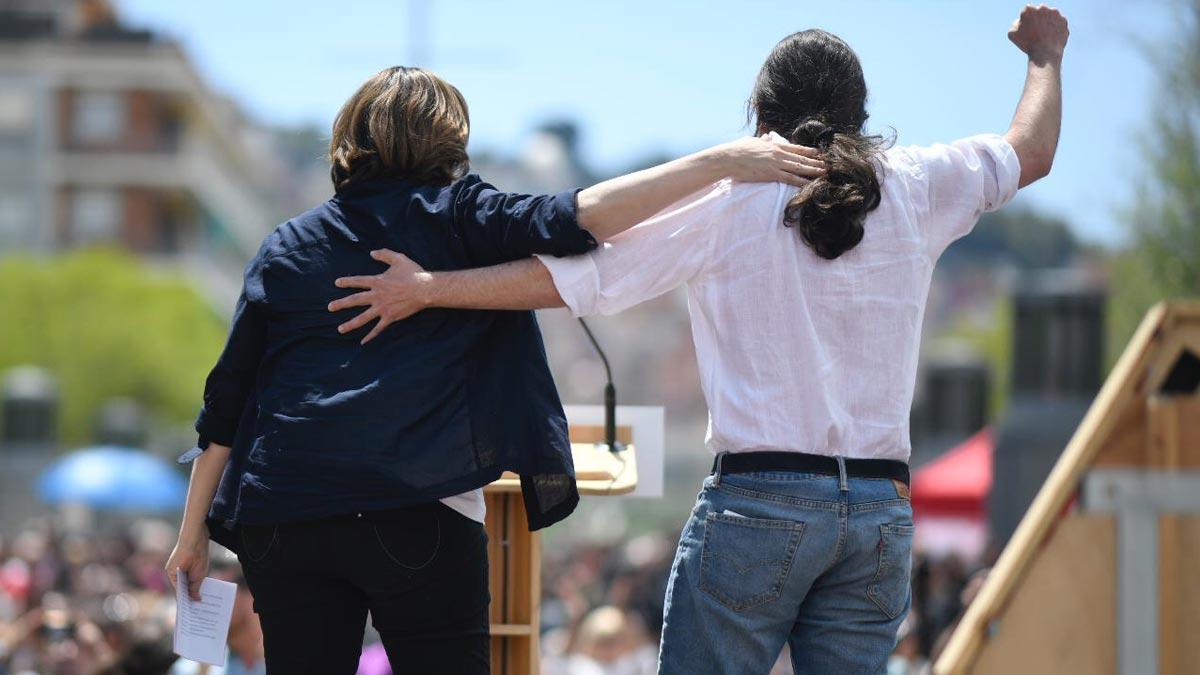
[713, 452, 726, 487]
[836, 456, 848, 492]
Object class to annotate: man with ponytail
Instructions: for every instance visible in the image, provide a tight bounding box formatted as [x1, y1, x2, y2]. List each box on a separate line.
[333, 5, 1068, 672]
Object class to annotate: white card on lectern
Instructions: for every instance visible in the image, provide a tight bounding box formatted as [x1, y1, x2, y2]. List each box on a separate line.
[174, 571, 237, 666]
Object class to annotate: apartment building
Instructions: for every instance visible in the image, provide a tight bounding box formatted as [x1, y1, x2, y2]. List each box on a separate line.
[0, 0, 293, 297]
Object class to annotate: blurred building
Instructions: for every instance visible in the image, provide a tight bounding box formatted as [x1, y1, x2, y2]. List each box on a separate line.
[0, 366, 58, 534]
[0, 0, 293, 303]
[910, 355, 991, 466]
[470, 121, 597, 195]
[988, 274, 1106, 544]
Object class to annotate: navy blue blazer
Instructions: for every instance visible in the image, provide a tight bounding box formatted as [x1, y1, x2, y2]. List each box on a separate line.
[191, 174, 596, 552]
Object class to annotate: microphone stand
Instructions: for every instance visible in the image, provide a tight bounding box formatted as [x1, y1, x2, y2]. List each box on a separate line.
[577, 317, 624, 453]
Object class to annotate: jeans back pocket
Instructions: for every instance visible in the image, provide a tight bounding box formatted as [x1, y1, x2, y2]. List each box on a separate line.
[867, 523, 915, 619]
[698, 513, 805, 612]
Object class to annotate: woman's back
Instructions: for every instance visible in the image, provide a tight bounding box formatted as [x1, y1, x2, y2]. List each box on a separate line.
[197, 173, 596, 544]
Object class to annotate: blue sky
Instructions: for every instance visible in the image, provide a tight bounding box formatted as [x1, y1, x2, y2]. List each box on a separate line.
[119, 0, 1179, 245]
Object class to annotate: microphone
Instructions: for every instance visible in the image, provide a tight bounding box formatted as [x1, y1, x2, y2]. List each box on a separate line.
[577, 317, 624, 453]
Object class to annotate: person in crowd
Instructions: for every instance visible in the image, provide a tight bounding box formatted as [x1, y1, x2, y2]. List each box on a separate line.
[327, 5, 1068, 672]
[164, 66, 822, 675]
[886, 613, 928, 675]
[565, 606, 656, 675]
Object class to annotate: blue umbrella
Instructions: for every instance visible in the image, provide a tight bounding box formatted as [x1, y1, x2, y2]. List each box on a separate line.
[37, 446, 188, 512]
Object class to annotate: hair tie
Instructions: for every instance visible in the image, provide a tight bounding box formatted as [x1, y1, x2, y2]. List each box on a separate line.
[793, 119, 837, 149]
[814, 126, 836, 148]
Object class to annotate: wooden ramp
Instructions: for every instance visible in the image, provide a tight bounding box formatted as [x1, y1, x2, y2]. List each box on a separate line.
[935, 301, 1200, 675]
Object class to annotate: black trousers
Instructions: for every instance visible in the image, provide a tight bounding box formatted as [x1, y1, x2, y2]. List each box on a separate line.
[237, 501, 490, 674]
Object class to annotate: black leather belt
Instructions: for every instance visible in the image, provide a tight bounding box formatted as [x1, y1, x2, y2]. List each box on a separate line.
[712, 451, 910, 486]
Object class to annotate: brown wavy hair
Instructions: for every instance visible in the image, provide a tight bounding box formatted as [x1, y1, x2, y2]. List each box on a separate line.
[751, 30, 890, 260]
[329, 66, 470, 190]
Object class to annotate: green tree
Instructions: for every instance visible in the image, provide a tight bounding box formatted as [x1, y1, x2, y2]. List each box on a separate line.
[0, 249, 227, 444]
[1111, 0, 1200, 356]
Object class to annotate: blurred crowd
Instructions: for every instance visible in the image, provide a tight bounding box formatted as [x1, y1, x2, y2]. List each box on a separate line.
[535, 531, 991, 675]
[0, 517, 263, 675]
[0, 518, 989, 675]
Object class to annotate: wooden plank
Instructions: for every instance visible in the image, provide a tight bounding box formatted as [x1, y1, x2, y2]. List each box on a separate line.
[1174, 398, 1200, 467]
[568, 424, 634, 445]
[1175, 516, 1200, 674]
[1092, 403, 1147, 468]
[489, 624, 534, 636]
[972, 516, 1115, 675]
[1098, 397, 1200, 469]
[527, 528, 541, 674]
[1149, 396, 1182, 675]
[487, 491, 538, 675]
[934, 303, 1172, 675]
[485, 491, 510, 629]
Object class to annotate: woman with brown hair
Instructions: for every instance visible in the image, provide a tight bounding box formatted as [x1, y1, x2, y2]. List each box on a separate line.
[163, 66, 822, 674]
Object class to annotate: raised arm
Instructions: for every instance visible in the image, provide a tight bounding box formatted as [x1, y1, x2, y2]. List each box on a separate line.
[1004, 4, 1068, 188]
[576, 136, 819, 240]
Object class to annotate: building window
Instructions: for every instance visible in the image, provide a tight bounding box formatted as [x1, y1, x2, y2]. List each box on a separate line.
[0, 189, 31, 247]
[71, 188, 121, 244]
[0, 84, 35, 168]
[0, 88, 35, 134]
[72, 91, 125, 144]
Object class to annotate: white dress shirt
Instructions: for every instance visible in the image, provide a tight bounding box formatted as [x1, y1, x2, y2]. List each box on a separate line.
[538, 134, 1020, 462]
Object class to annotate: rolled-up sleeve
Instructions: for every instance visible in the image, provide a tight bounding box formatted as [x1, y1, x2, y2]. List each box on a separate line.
[450, 175, 597, 266]
[536, 181, 731, 317]
[908, 134, 1021, 256]
[193, 258, 269, 450]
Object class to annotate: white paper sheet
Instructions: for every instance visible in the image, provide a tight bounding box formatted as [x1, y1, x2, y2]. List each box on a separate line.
[173, 571, 237, 667]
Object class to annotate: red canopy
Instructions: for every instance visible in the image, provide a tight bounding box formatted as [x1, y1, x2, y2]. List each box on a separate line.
[911, 428, 993, 518]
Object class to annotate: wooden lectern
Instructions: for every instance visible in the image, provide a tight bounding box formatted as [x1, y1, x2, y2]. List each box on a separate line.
[484, 425, 637, 675]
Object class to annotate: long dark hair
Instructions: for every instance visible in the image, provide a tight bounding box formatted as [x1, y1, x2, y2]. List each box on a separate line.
[751, 30, 888, 259]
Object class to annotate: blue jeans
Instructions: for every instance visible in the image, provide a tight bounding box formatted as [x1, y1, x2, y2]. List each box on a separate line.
[658, 460, 914, 674]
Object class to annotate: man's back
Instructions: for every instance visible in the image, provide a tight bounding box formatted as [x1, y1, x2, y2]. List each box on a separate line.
[541, 134, 1020, 462]
[697, 135, 1020, 460]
